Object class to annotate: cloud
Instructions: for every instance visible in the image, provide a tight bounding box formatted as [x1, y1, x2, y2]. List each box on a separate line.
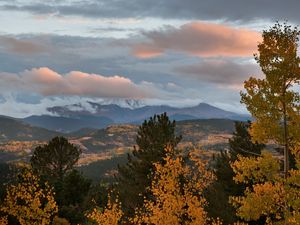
[0, 95, 102, 118]
[0, 36, 48, 54]
[2, 0, 300, 23]
[132, 22, 261, 58]
[0, 67, 153, 98]
[176, 59, 262, 88]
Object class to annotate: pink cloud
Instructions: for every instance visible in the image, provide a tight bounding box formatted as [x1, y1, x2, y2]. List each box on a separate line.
[132, 22, 261, 58]
[0, 67, 153, 98]
[23, 67, 63, 84]
[0, 36, 48, 54]
[132, 44, 163, 58]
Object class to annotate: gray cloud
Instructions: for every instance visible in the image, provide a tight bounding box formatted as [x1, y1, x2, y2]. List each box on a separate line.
[0, 34, 183, 84]
[0, 30, 261, 116]
[2, 0, 300, 23]
[177, 59, 262, 87]
[0, 36, 48, 54]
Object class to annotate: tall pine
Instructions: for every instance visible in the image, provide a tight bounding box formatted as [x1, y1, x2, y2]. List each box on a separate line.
[116, 113, 182, 213]
[205, 121, 265, 225]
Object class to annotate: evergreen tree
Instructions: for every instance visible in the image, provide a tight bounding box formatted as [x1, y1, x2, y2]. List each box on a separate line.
[205, 121, 265, 225]
[30, 137, 85, 224]
[59, 170, 92, 224]
[116, 113, 182, 213]
[229, 121, 264, 159]
[31, 136, 81, 183]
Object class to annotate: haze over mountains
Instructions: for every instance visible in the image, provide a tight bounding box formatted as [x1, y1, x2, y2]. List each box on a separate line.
[21, 102, 249, 133]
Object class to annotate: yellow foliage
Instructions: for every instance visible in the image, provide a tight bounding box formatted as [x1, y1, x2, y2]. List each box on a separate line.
[231, 151, 280, 184]
[231, 182, 285, 223]
[291, 143, 300, 169]
[88, 146, 221, 224]
[0, 169, 58, 225]
[231, 151, 300, 224]
[132, 146, 217, 225]
[87, 194, 123, 225]
[233, 222, 248, 225]
[0, 216, 8, 225]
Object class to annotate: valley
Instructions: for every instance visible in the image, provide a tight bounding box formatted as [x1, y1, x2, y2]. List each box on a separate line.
[0, 115, 236, 180]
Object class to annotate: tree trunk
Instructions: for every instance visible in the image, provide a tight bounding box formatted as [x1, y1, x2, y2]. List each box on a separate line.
[282, 98, 289, 179]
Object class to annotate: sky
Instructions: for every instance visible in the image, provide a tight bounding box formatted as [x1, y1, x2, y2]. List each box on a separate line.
[0, 0, 299, 117]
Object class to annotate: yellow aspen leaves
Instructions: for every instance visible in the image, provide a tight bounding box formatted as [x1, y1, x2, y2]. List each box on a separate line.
[88, 147, 221, 224]
[0, 216, 8, 225]
[132, 147, 217, 225]
[230, 151, 300, 224]
[231, 151, 280, 184]
[231, 182, 285, 223]
[0, 169, 58, 225]
[87, 194, 123, 225]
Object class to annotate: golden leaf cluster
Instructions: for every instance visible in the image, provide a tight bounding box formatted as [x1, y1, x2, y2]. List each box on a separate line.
[0, 169, 58, 225]
[88, 146, 221, 224]
[87, 193, 123, 225]
[230, 148, 300, 224]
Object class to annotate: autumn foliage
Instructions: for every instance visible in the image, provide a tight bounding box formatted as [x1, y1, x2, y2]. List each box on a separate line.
[87, 193, 123, 225]
[1, 22, 300, 225]
[230, 148, 300, 224]
[88, 146, 222, 225]
[234, 22, 300, 225]
[0, 169, 58, 225]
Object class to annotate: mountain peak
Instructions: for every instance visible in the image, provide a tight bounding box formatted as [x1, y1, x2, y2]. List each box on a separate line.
[197, 102, 213, 107]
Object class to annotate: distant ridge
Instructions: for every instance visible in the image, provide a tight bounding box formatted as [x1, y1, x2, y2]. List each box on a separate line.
[0, 115, 60, 141]
[14, 102, 249, 133]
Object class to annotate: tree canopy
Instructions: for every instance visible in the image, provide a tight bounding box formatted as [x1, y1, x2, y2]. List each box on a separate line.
[0, 168, 58, 225]
[30, 136, 81, 182]
[117, 113, 182, 212]
[233, 22, 300, 224]
[240, 22, 300, 177]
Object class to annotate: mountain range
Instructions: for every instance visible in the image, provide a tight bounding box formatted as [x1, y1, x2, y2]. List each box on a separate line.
[0, 116, 60, 142]
[20, 102, 249, 132]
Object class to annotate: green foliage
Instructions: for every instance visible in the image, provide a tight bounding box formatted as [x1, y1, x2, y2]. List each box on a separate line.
[116, 113, 182, 213]
[82, 182, 109, 212]
[229, 121, 265, 158]
[57, 170, 92, 224]
[205, 121, 265, 225]
[31, 136, 81, 182]
[61, 170, 91, 206]
[0, 163, 14, 201]
[205, 151, 240, 225]
[30, 137, 93, 224]
[52, 216, 70, 225]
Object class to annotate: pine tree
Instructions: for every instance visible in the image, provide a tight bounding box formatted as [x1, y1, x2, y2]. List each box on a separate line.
[229, 121, 264, 159]
[30, 137, 85, 223]
[89, 146, 221, 225]
[205, 121, 265, 225]
[116, 113, 182, 213]
[31, 136, 81, 183]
